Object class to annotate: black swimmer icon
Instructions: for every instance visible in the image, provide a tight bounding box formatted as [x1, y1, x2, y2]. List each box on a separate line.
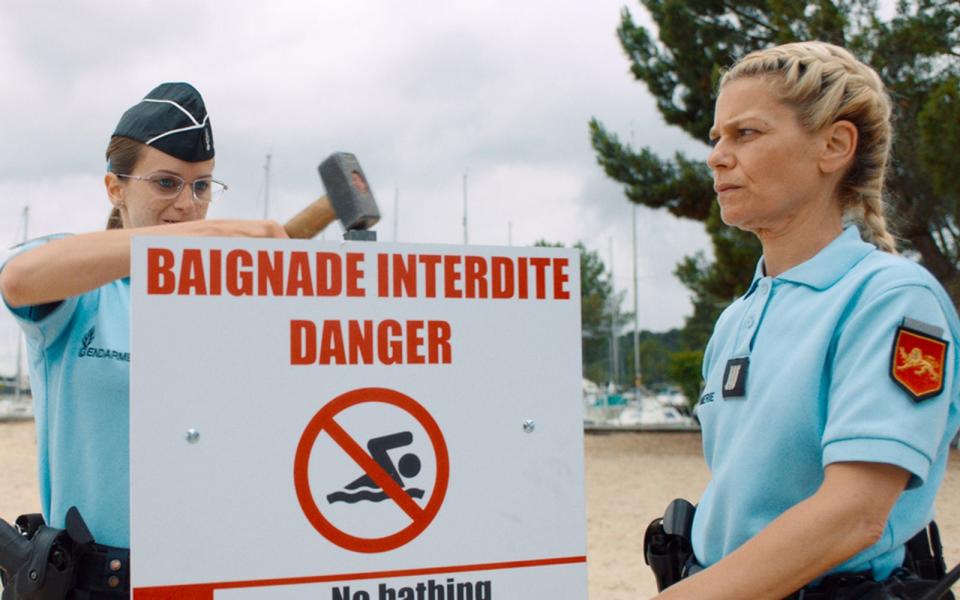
[326, 431, 424, 504]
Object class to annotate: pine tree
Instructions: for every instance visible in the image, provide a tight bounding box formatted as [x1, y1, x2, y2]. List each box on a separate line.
[591, 0, 960, 346]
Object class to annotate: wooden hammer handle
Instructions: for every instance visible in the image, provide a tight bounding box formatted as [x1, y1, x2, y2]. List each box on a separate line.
[284, 196, 337, 239]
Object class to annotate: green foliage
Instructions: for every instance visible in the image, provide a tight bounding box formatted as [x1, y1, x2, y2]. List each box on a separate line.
[588, 121, 714, 220]
[667, 350, 705, 408]
[617, 328, 684, 388]
[638, 329, 683, 386]
[919, 76, 960, 217]
[538, 240, 692, 390]
[591, 0, 960, 344]
[535, 240, 625, 384]
[613, 0, 851, 144]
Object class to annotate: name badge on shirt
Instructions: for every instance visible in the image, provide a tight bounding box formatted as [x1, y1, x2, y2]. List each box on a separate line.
[722, 357, 749, 399]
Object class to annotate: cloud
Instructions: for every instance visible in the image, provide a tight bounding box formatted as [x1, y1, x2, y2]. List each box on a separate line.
[0, 0, 716, 374]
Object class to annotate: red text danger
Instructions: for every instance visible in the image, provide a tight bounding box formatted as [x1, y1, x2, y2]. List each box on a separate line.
[290, 319, 452, 365]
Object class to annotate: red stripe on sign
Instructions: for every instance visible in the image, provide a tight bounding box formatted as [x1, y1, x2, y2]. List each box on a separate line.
[133, 554, 587, 598]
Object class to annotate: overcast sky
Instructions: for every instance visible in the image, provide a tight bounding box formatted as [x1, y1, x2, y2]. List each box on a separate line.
[0, 1, 713, 375]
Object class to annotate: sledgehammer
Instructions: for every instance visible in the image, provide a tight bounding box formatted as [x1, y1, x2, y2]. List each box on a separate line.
[283, 152, 380, 240]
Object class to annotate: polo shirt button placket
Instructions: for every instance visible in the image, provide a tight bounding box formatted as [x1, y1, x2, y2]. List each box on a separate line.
[744, 280, 772, 330]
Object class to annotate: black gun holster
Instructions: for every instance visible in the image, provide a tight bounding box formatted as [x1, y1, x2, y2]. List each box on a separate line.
[904, 522, 949, 584]
[643, 498, 696, 592]
[0, 507, 94, 600]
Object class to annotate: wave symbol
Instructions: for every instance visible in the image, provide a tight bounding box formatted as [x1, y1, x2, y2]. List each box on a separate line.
[327, 488, 425, 504]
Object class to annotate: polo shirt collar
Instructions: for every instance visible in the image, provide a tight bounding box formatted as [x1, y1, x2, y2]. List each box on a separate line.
[744, 226, 875, 296]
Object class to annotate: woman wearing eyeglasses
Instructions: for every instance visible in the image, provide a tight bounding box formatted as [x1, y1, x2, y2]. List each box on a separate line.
[0, 83, 285, 598]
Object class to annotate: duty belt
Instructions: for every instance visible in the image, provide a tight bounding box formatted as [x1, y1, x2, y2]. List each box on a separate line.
[74, 544, 130, 597]
[0, 508, 129, 600]
[785, 572, 873, 599]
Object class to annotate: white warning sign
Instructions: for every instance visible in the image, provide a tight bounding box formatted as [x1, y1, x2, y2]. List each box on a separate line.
[130, 238, 586, 599]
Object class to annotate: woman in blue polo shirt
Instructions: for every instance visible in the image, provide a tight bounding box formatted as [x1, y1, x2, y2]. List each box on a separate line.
[654, 42, 960, 599]
[0, 83, 286, 596]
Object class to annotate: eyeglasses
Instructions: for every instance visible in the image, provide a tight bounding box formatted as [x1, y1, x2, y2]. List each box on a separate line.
[116, 172, 228, 204]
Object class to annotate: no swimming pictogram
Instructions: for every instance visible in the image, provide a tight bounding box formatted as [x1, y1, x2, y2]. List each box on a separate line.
[293, 387, 449, 553]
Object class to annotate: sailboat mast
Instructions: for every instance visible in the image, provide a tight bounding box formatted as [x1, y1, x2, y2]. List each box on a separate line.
[263, 153, 272, 219]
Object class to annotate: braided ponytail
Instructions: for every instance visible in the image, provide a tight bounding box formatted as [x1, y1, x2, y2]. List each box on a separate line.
[860, 188, 897, 253]
[721, 42, 898, 253]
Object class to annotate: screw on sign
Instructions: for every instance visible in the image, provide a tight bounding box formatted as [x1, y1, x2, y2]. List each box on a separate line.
[293, 387, 449, 553]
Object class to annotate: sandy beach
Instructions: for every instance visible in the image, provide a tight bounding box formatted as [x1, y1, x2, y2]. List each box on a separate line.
[2, 421, 958, 598]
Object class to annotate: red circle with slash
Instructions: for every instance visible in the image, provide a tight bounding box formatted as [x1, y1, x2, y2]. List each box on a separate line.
[293, 387, 449, 553]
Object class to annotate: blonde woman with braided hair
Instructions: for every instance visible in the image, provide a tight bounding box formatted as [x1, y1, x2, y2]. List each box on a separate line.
[650, 42, 960, 599]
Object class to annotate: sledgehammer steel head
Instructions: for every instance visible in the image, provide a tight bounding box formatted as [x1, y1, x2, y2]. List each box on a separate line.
[319, 152, 380, 231]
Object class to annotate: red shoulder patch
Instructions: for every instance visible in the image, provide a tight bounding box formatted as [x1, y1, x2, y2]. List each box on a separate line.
[890, 326, 948, 402]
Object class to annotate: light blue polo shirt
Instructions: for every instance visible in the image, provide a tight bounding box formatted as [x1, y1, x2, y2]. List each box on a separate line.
[2, 236, 131, 548]
[692, 226, 960, 580]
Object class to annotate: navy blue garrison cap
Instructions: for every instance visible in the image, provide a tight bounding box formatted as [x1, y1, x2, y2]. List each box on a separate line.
[112, 82, 214, 161]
